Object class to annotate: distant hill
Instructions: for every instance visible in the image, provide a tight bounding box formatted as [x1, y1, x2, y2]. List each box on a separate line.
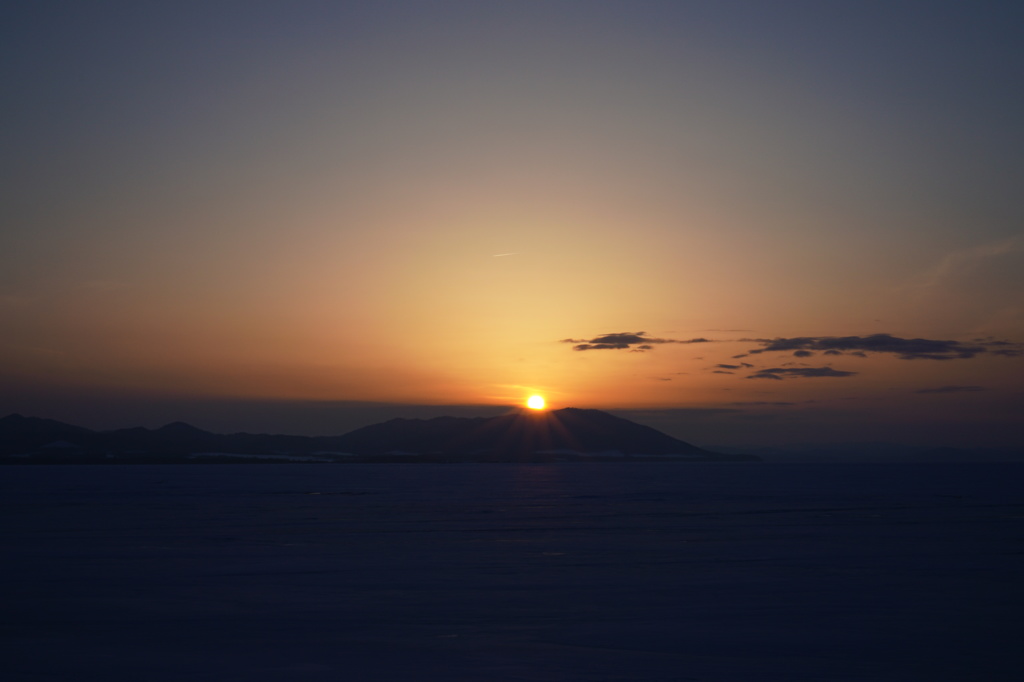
[0, 409, 755, 462]
[0, 414, 95, 452]
[337, 408, 738, 459]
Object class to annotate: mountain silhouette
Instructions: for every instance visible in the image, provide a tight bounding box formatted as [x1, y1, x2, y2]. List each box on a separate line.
[0, 409, 756, 462]
[341, 408, 722, 458]
[0, 413, 95, 452]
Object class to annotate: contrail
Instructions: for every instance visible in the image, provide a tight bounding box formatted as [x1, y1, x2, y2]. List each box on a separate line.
[492, 252, 518, 257]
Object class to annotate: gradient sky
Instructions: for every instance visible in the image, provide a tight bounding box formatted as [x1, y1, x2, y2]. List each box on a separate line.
[2, 1, 1022, 447]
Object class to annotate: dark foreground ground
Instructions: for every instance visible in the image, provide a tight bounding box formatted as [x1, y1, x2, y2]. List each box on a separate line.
[2, 463, 1023, 681]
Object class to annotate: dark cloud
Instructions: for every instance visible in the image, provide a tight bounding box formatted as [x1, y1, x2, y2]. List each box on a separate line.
[712, 370, 734, 375]
[730, 401, 798, 406]
[563, 332, 712, 351]
[744, 333, 1021, 360]
[915, 385, 987, 394]
[748, 367, 857, 380]
[793, 350, 814, 357]
[715, 364, 741, 370]
[972, 338, 1024, 357]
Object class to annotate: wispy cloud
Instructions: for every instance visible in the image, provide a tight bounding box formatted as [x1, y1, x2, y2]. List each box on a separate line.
[714, 363, 753, 370]
[743, 333, 1021, 360]
[914, 235, 1024, 290]
[915, 385, 986, 394]
[561, 332, 713, 352]
[747, 367, 858, 380]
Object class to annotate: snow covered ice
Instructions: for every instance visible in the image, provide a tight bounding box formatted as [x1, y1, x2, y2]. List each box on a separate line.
[3, 462, 1023, 681]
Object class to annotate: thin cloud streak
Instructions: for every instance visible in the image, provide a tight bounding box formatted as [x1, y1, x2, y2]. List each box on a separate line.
[743, 333, 1022, 360]
[562, 332, 713, 352]
[915, 385, 986, 394]
[747, 367, 858, 380]
[914, 235, 1024, 291]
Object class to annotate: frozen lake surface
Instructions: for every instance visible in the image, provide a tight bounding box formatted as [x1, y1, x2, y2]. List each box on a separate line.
[3, 462, 1023, 681]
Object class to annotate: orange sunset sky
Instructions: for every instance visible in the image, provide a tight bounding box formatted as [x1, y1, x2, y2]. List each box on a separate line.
[2, 2, 1022, 447]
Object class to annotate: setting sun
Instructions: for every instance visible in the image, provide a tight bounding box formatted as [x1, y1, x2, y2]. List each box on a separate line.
[526, 395, 546, 410]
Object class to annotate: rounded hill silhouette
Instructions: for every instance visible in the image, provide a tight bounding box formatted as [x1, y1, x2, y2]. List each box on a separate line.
[335, 408, 749, 460]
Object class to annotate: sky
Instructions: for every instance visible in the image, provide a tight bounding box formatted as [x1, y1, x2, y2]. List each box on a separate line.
[2, 1, 1022, 448]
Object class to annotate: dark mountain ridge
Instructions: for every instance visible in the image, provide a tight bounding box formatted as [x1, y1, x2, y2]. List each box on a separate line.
[340, 408, 716, 458]
[0, 410, 754, 462]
